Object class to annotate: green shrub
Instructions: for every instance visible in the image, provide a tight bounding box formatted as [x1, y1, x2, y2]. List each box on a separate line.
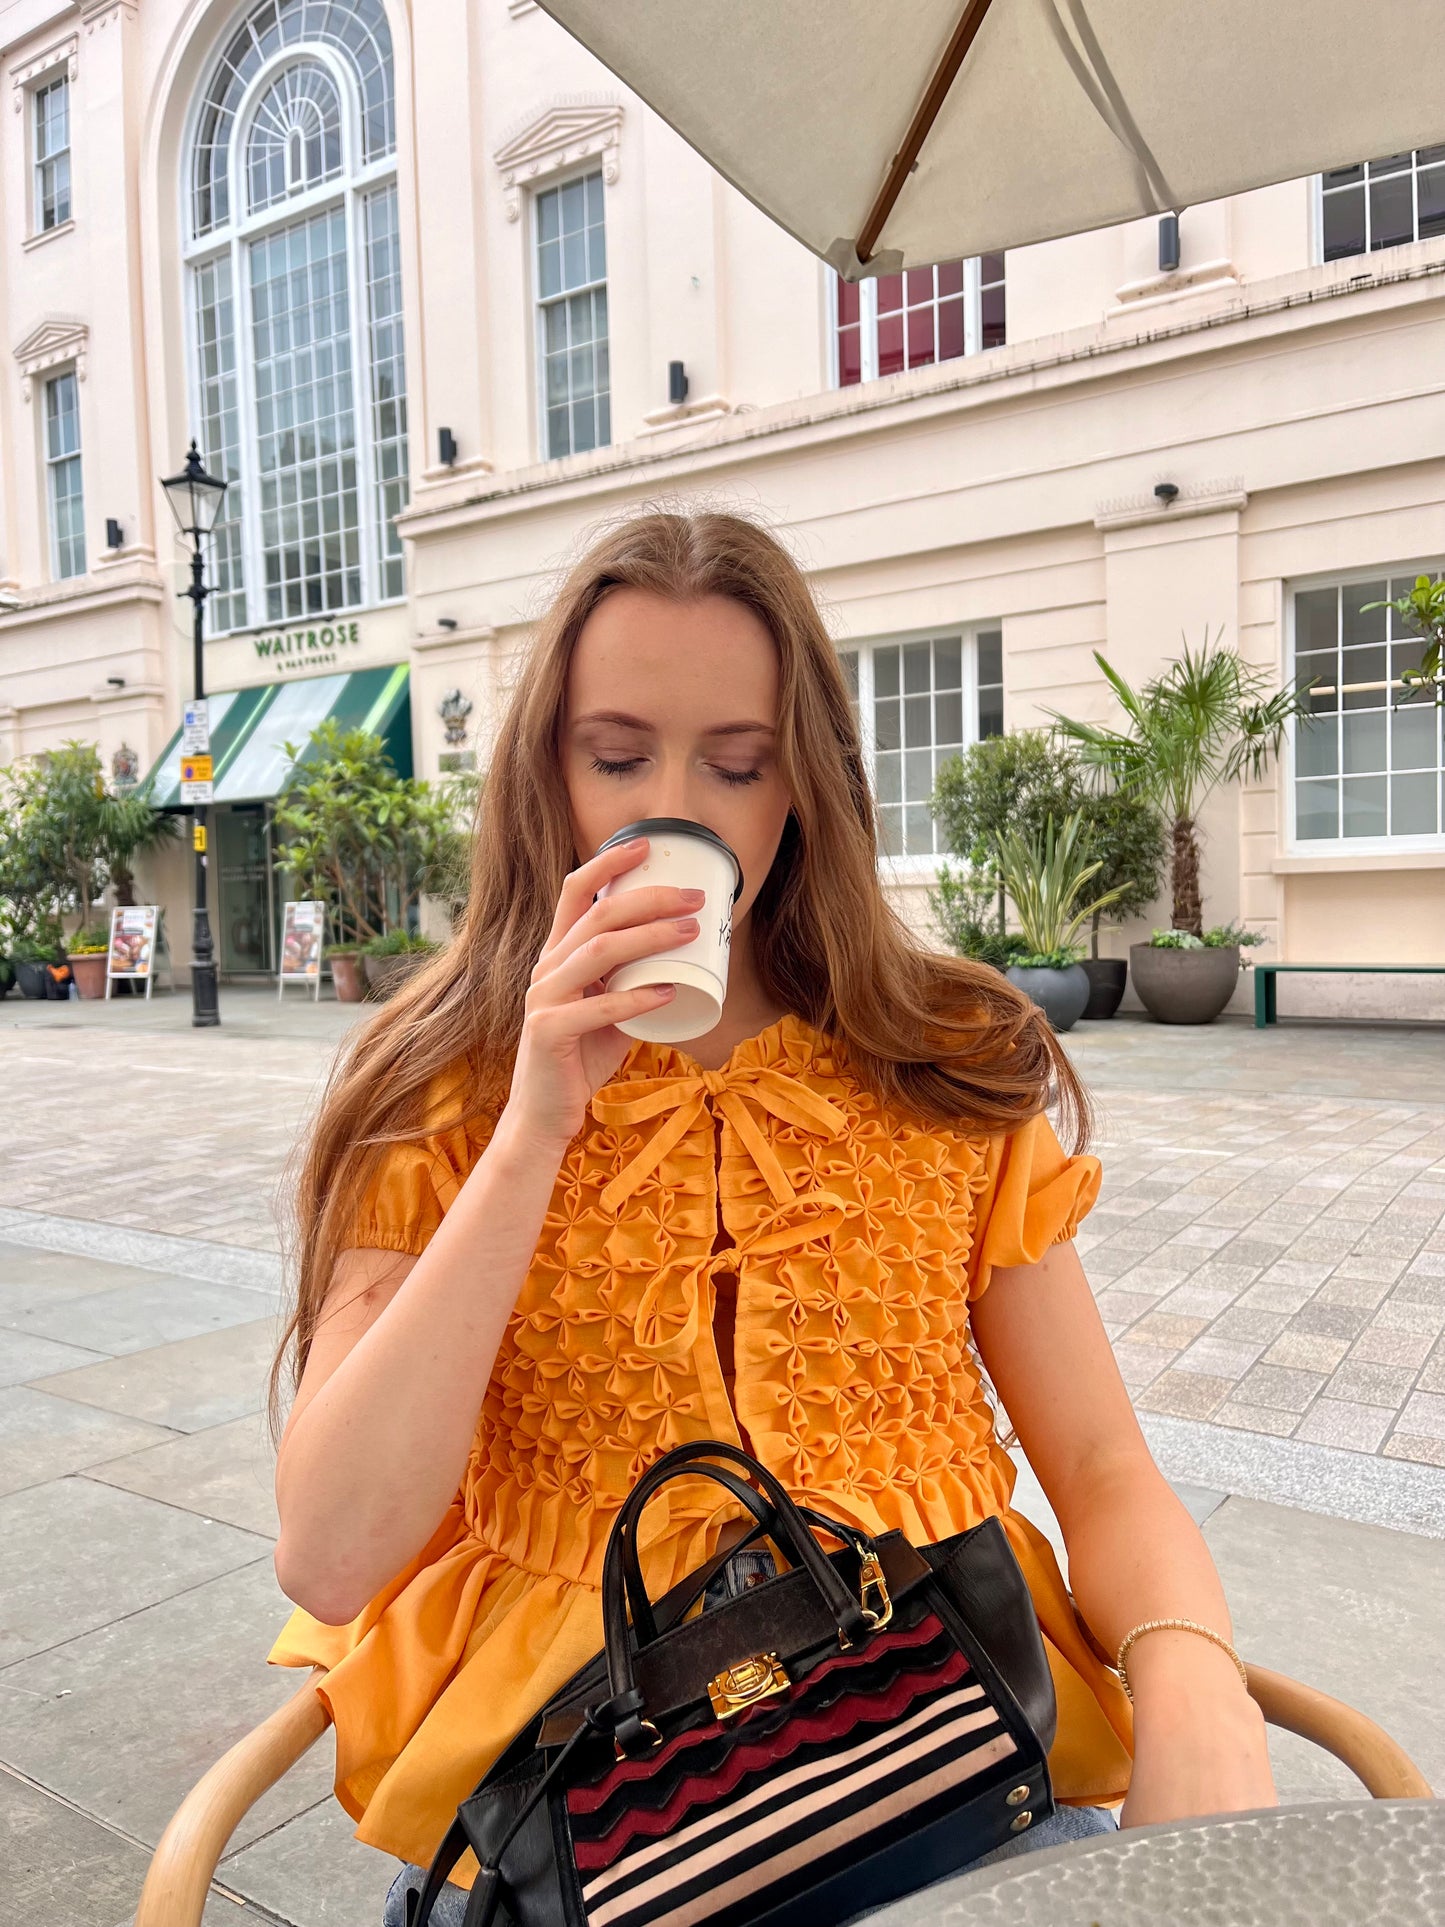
[360, 928, 442, 957]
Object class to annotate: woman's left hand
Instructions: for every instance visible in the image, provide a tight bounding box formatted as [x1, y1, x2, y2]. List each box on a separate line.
[1120, 1688, 1279, 1829]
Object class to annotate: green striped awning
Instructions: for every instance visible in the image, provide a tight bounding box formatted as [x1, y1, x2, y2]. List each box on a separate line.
[144, 664, 411, 808]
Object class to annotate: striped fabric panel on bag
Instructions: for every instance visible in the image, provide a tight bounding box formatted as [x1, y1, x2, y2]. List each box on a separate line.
[566, 1614, 1018, 1927]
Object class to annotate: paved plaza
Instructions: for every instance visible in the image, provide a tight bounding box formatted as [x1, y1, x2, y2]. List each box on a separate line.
[2, 985, 1444, 1924]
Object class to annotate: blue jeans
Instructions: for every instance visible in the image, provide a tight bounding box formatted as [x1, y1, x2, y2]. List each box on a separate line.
[381, 1546, 1117, 1924]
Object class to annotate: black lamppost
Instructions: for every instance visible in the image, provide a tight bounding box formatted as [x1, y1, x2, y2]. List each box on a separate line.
[161, 441, 229, 1029]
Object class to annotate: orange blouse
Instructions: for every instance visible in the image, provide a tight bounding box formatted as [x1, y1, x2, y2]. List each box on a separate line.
[270, 1011, 1133, 1880]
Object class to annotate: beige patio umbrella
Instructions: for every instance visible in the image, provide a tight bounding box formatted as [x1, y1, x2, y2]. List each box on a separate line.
[535, 0, 1445, 275]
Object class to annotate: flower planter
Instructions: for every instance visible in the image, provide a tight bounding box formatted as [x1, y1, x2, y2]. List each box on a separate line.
[330, 952, 366, 1003]
[1005, 962, 1091, 1033]
[1080, 957, 1128, 1021]
[362, 950, 432, 999]
[15, 959, 51, 999]
[1129, 942, 1241, 1025]
[68, 953, 109, 999]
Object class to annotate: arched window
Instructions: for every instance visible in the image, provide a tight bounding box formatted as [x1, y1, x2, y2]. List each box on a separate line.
[185, 0, 407, 633]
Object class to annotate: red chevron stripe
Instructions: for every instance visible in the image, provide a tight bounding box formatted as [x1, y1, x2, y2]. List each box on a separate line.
[573, 1614, 952, 1812]
[570, 1649, 972, 1869]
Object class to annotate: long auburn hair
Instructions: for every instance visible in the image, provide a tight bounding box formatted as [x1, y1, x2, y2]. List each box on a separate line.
[274, 508, 1089, 1416]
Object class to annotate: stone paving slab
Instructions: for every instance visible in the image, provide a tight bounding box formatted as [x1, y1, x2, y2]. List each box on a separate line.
[88, 1412, 280, 1539]
[33, 1316, 280, 1433]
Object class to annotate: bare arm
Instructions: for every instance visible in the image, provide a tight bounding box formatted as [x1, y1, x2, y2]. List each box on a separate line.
[970, 1239, 1277, 1824]
[273, 1114, 565, 1625]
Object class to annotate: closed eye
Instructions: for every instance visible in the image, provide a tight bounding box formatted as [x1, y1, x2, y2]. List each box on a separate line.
[589, 755, 762, 787]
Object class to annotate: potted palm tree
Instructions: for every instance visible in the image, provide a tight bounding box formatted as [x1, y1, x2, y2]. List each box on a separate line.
[996, 813, 1128, 1032]
[1051, 636, 1306, 1025]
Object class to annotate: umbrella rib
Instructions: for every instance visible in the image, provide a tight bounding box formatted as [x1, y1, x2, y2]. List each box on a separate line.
[857, 0, 999, 263]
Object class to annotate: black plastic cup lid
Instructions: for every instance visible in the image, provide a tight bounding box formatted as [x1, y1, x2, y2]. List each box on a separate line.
[595, 818, 744, 903]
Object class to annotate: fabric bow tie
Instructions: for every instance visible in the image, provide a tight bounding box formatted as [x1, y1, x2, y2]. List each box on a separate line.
[589, 1062, 851, 1361]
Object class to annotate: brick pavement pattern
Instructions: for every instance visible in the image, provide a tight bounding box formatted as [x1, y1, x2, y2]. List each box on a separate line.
[3, 989, 1444, 1461]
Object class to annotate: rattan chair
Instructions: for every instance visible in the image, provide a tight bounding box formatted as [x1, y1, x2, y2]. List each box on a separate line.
[136, 1637, 1434, 1927]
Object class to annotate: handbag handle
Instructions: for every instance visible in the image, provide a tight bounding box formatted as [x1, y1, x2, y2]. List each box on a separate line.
[599, 1441, 869, 1749]
[618, 1463, 775, 1645]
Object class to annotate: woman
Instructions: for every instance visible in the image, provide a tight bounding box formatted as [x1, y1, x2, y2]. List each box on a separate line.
[269, 511, 1276, 1924]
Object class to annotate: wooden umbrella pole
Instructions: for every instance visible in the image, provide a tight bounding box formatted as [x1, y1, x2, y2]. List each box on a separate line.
[857, 0, 999, 263]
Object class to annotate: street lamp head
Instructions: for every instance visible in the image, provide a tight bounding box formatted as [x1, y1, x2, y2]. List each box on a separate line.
[161, 440, 228, 539]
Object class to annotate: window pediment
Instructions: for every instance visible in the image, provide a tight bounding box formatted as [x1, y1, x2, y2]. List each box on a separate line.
[15, 317, 87, 401]
[493, 99, 622, 222]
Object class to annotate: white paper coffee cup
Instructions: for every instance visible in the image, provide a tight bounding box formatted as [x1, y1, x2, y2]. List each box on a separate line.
[594, 817, 743, 1043]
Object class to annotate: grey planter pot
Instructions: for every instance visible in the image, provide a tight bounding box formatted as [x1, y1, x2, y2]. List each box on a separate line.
[1006, 963, 1091, 1033]
[1129, 942, 1241, 1025]
[362, 950, 432, 999]
[1080, 957, 1128, 1020]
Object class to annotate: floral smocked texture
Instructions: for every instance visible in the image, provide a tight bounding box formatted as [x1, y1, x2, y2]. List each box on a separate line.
[270, 1011, 1134, 1882]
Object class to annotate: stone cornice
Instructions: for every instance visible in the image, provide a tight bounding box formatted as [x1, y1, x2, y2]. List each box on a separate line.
[11, 33, 77, 105]
[493, 98, 623, 221]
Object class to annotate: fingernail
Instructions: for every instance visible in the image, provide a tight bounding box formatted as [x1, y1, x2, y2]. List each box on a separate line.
[624, 837, 647, 851]
[681, 888, 706, 905]
[675, 917, 700, 933]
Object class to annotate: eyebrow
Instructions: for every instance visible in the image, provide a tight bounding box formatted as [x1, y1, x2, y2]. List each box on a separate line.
[570, 710, 775, 738]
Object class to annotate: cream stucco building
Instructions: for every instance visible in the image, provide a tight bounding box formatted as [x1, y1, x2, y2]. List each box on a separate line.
[2, 0, 1443, 1013]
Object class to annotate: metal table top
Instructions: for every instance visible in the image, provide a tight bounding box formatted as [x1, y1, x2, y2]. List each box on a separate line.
[865, 1800, 1445, 1926]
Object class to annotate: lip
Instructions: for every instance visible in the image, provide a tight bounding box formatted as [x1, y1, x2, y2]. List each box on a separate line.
[595, 816, 744, 904]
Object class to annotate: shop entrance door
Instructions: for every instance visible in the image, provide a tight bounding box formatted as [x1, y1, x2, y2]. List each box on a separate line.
[215, 808, 274, 975]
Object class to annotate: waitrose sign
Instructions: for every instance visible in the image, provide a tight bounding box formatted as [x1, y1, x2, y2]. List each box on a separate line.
[249, 620, 364, 672]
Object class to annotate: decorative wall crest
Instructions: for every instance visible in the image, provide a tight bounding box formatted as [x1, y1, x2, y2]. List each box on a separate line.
[493, 99, 623, 222]
[438, 688, 474, 746]
[111, 742, 140, 787]
[14, 318, 89, 401]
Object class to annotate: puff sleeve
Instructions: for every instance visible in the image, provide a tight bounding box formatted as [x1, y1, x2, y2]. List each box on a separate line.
[964, 1111, 1101, 1301]
[346, 1070, 495, 1257]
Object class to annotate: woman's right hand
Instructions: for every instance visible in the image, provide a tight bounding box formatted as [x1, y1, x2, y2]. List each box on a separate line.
[503, 836, 705, 1152]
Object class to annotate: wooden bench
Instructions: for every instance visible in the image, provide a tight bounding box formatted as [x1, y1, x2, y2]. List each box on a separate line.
[1254, 962, 1445, 1028]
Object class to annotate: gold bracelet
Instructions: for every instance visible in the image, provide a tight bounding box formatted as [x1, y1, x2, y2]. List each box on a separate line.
[1115, 1618, 1249, 1704]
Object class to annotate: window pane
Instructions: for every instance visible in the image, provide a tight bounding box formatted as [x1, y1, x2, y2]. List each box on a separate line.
[877, 312, 904, 377]
[874, 750, 901, 805]
[1369, 170, 1415, 250]
[907, 304, 936, 369]
[1295, 716, 1338, 778]
[836, 277, 859, 327]
[906, 267, 934, 303]
[902, 641, 931, 692]
[1391, 773, 1437, 835]
[934, 689, 962, 745]
[837, 323, 862, 386]
[1387, 707, 1435, 779]
[936, 297, 964, 362]
[936, 260, 964, 297]
[874, 645, 900, 698]
[1295, 586, 1339, 651]
[1420, 166, 1445, 241]
[1342, 710, 1387, 773]
[1322, 184, 1366, 260]
[934, 636, 962, 688]
[1296, 648, 1336, 703]
[978, 686, 1004, 739]
[1342, 581, 1387, 643]
[1295, 778, 1338, 840]
[977, 629, 1003, 687]
[904, 804, 934, 853]
[876, 274, 903, 315]
[1342, 775, 1388, 837]
[980, 282, 1006, 349]
[903, 693, 931, 747]
[878, 804, 903, 857]
[837, 648, 859, 700]
[874, 696, 900, 751]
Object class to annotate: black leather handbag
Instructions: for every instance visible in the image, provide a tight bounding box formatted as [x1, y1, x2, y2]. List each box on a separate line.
[409, 1440, 1057, 1927]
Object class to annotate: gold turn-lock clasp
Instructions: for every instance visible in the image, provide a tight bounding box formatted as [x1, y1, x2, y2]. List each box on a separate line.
[708, 1652, 791, 1721]
[858, 1550, 894, 1630]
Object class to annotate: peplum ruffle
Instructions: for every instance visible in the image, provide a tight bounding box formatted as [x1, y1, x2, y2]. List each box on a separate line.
[269, 1010, 1129, 1882]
